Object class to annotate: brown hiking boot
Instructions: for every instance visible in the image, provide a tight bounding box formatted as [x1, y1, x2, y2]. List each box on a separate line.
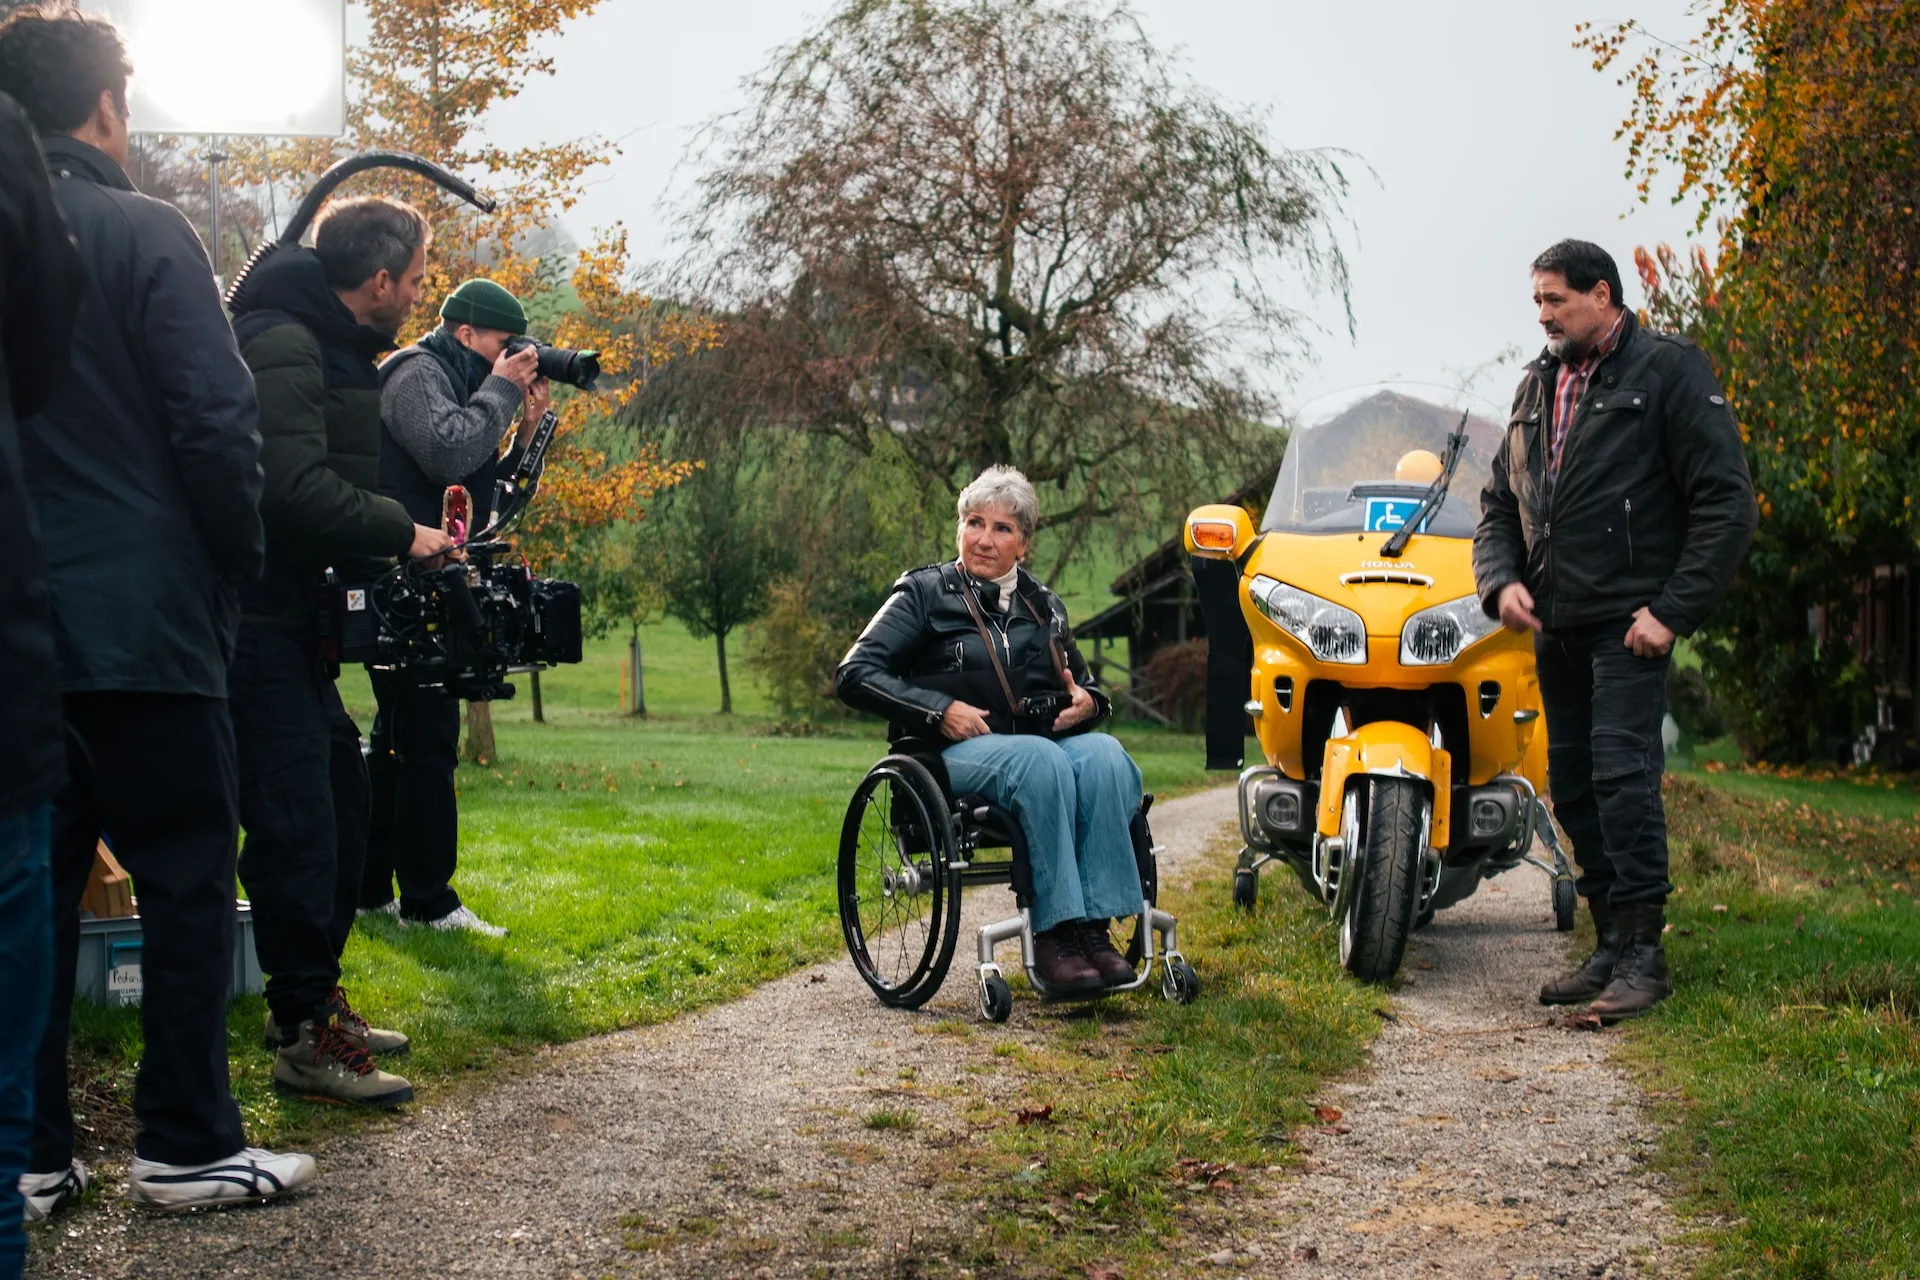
[1032, 925, 1105, 997]
[264, 986, 410, 1057]
[1076, 920, 1137, 987]
[273, 1018, 414, 1106]
[1587, 902, 1672, 1024]
[1539, 894, 1622, 1006]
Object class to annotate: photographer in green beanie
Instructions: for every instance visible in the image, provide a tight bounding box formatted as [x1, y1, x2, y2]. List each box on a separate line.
[362, 279, 550, 936]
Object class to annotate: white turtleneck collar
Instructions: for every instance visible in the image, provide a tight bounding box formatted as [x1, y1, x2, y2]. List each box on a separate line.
[988, 563, 1020, 611]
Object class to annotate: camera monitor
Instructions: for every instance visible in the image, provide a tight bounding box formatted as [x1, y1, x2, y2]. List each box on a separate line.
[95, 0, 346, 138]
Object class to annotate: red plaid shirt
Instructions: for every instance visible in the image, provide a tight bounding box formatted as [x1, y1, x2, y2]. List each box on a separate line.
[1548, 309, 1627, 486]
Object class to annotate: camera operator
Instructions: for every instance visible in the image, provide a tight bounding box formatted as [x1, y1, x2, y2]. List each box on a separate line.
[224, 197, 454, 1105]
[0, 87, 82, 1276]
[0, 5, 315, 1213]
[362, 279, 545, 935]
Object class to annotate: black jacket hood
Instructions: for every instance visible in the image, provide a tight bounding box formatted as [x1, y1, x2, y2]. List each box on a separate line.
[228, 244, 395, 363]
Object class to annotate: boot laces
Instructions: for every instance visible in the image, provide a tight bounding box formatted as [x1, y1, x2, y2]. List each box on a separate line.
[329, 985, 373, 1039]
[313, 1020, 376, 1077]
[1077, 920, 1120, 959]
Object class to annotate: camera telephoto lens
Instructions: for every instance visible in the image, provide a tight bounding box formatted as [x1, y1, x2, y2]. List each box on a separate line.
[506, 337, 600, 391]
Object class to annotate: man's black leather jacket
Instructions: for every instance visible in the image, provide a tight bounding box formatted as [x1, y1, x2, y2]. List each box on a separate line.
[835, 561, 1111, 742]
[1474, 311, 1757, 636]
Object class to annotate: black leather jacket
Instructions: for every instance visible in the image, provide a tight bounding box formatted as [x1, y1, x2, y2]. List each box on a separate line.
[1474, 311, 1756, 636]
[835, 561, 1111, 742]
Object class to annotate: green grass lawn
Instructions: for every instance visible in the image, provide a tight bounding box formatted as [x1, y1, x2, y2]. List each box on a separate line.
[71, 619, 1226, 1152]
[1625, 773, 1920, 1277]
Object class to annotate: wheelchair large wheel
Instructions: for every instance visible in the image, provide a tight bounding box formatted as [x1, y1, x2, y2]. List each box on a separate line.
[838, 755, 963, 1009]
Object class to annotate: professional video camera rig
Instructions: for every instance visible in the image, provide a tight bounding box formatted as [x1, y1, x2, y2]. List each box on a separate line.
[228, 152, 585, 701]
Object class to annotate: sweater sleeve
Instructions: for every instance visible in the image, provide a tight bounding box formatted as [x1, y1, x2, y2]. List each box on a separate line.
[380, 355, 523, 487]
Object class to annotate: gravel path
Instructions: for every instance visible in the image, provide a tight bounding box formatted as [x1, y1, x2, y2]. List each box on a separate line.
[1207, 853, 1693, 1279]
[26, 787, 1690, 1279]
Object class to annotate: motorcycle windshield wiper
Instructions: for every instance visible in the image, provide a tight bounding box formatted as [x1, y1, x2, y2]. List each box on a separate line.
[1379, 408, 1470, 560]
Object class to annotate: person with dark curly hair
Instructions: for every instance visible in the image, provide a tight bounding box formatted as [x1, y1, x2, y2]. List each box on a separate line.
[0, 3, 316, 1217]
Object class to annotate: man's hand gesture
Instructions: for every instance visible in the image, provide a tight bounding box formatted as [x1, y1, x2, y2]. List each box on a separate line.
[1497, 582, 1543, 634]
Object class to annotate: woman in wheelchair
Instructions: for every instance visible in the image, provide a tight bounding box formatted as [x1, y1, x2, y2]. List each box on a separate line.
[834, 466, 1147, 998]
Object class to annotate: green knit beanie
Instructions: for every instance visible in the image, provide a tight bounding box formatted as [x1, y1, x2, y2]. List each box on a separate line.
[439, 278, 527, 335]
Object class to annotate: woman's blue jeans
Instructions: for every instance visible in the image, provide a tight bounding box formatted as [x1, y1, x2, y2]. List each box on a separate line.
[0, 804, 52, 1280]
[942, 732, 1144, 933]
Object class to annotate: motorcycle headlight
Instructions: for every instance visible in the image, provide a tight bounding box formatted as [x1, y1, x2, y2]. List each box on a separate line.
[1399, 594, 1501, 666]
[1249, 575, 1368, 665]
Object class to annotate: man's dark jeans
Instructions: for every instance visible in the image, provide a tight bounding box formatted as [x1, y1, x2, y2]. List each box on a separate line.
[33, 694, 248, 1171]
[0, 804, 51, 1280]
[361, 669, 461, 921]
[231, 625, 369, 1032]
[1534, 620, 1675, 908]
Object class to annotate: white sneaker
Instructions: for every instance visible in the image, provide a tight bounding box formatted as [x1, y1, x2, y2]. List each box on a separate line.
[19, 1160, 90, 1222]
[426, 904, 507, 937]
[355, 900, 401, 919]
[127, 1147, 316, 1214]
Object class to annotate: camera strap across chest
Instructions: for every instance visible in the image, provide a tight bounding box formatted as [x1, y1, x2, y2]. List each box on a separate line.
[956, 572, 1026, 717]
[953, 570, 1073, 719]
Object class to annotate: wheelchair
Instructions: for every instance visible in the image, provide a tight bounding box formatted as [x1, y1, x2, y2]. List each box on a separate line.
[836, 751, 1201, 1022]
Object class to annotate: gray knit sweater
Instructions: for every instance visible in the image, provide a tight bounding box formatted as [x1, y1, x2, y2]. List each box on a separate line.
[379, 351, 524, 487]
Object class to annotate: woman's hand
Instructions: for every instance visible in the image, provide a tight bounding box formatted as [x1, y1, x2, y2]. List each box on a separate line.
[941, 700, 993, 741]
[1051, 671, 1097, 733]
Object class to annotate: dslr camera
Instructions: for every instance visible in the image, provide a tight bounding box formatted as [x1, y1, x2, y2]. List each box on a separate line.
[321, 401, 583, 701]
[505, 336, 600, 391]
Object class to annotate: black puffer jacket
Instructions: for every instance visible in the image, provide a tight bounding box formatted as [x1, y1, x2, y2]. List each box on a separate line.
[1474, 311, 1757, 636]
[834, 561, 1111, 742]
[227, 245, 415, 627]
[21, 135, 264, 697]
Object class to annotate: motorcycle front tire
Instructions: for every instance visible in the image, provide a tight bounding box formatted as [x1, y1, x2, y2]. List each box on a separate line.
[1339, 775, 1425, 983]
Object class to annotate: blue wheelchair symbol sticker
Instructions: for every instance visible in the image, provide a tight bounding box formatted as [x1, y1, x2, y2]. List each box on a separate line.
[1365, 497, 1428, 533]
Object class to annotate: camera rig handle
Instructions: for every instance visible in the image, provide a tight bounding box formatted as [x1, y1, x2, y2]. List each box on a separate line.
[226, 151, 496, 308]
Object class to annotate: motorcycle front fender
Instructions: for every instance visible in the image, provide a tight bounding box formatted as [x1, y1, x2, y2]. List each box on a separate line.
[1316, 721, 1452, 847]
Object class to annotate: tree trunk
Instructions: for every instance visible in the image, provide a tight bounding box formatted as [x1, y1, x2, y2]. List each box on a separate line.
[627, 627, 647, 716]
[530, 670, 545, 723]
[463, 700, 496, 764]
[716, 628, 733, 715]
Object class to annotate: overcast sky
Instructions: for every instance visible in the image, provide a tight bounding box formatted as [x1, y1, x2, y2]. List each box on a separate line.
[482, 0, 1711, 415]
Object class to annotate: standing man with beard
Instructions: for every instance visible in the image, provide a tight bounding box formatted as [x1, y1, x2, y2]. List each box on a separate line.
[1475, 239, 1755, 1022]
[225, 197, 455, 1104]
[361, 280, 544, 936]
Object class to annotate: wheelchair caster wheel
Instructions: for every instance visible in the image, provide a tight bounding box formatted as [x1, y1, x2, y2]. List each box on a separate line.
[1232, 868, 1258, 911]
[1161, 956, 1200, 1005]
[1552, 876, 1577, 932]
[979, 971, 1013, 1023]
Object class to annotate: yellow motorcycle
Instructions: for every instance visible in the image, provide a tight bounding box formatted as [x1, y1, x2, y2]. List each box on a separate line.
[1185, 388, 1574, 982]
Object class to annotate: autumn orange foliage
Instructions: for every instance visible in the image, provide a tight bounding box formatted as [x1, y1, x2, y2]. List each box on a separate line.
[1581, 2, 1920, 760]
[229, 0, 712, 569]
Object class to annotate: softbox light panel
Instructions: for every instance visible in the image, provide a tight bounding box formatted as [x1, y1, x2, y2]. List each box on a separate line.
[95, 0, 346, 137]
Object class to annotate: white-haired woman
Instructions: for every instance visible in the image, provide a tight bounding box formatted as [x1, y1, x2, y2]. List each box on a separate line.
[834, 466, 1145, 997]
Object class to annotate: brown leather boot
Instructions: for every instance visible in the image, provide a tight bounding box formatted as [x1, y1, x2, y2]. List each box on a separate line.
[1032, 925, 1105, 996]
[1539, 893, 1622, 1006]
[1587, 902, 1672, 1023]
[1075, 920, 1137, 987]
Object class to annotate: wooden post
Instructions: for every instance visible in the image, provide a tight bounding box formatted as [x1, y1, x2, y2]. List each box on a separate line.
[530, 669, 545, 723]
[463, 700, 496, 764]
[627, 630, 647, 716]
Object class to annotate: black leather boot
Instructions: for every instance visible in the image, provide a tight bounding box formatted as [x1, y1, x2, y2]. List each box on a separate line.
[1539, 893, 1621, 1006]
[1587, 902, 1672, 1023]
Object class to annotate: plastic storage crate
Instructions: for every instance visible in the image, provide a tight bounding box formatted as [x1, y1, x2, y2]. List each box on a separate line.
[75, 901, 264, 1007]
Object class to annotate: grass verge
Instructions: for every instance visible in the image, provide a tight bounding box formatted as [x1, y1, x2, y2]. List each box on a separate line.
[1618, 774, 1920, 1278]
[937, 834, 1385, 1275]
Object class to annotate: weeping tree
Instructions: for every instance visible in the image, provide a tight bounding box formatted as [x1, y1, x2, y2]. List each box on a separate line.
[667, 0, 1351, 572]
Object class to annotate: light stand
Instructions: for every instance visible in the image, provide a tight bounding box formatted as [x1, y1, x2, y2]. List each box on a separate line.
[204, 141, 229, 284]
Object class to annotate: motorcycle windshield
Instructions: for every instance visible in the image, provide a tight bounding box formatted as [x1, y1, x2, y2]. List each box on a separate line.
[1261, 385, 1506, 538]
